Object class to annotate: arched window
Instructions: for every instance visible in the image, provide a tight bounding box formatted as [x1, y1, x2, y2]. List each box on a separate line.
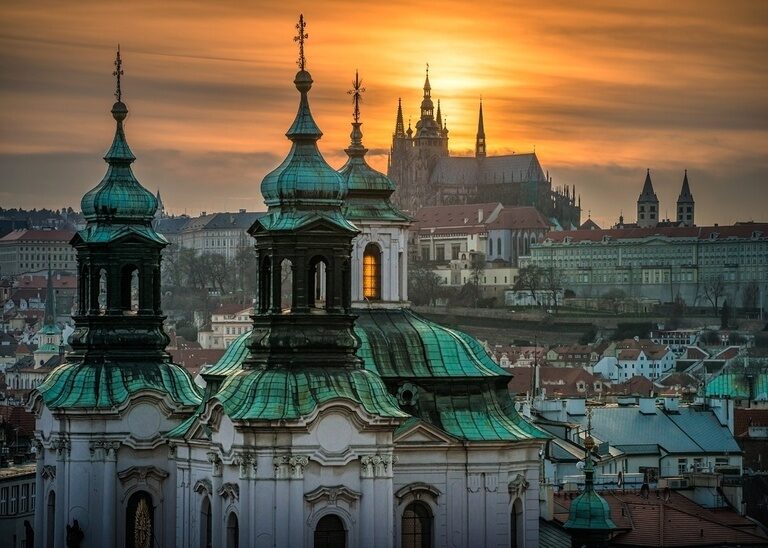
[126, 491, 153, 548]
[308, 256, 328, 309]
[314, 514, 346, 548]
[46, 491, 55, 548]
[200, 497, 212, 548]
[489, 239, 494, 255]
[497, 238, 502, 256]
[120, 264, 139, 313]
[280, 258, 293, 311]
[98, 268, 108, 312]
[363, 244, 382, 301]
[226, 512, 239, 548]
[402, 501, 432, 548]
[510, 498, 523, 548]
[258, 256, 271, 313]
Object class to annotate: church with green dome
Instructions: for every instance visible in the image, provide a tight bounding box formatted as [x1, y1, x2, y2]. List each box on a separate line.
[30, 19, 548, 548]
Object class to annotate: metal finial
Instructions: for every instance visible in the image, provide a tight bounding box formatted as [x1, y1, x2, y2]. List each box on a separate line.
[347, 70, 366, 123]
[426, 62, 429, 74]
[113, 45, 123, 102]
[294, 14, 309, 70]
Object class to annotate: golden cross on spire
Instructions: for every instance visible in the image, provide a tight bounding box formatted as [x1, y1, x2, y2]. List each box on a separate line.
[347, 70, 366, 123]
[113, 44, 123, 102]
[294, 14, 308, 71]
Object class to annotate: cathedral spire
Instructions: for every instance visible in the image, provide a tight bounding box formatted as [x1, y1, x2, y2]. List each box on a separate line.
[394, 98, 405, 138]
[436, 99, 442, 126]
[475, 100, 486, 158]
[676, 169, 695, 226]
[423, 63, 431, 96]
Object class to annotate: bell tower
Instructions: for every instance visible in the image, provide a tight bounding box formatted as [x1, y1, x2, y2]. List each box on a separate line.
[69, 46, 169, 362]
[247, 15, 361, 369]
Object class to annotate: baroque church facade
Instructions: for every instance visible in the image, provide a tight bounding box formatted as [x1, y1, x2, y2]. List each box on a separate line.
[29, 27, 548, 548]
[387, 71, 581, 230]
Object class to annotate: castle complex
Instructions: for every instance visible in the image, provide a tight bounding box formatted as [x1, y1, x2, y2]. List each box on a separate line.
[387, 69, 581, 229]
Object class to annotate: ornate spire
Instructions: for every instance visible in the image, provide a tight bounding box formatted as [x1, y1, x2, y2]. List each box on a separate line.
[294, 13, 308, 71]
[345, 70, 367, 156]
[394, 98, 405, 137]
[436, 99, 442, 126]
[347, 70, 365, 124]
[285, 16, 321, 141]
[475, 100, 486, 158]
[81, 47, 158, 223]
[113, 44, 123, 102]
[424, 62, 431, 94]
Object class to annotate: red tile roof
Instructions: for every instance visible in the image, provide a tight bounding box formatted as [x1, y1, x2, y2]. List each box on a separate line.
[553, 490, 768, 546]
[0, 229, 75, 243]
[412, 202, 501, 235]
[16, 275, 77, 290]
[486, 206, 551, 230]
[734, 408, 768, 437]
[544, 222, 768, 244]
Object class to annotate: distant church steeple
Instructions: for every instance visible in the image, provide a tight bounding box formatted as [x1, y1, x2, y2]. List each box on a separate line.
[676, 170, 695, 226]
[475, 100, 486, 158]
[637, 169, 659, 228]
[394, 98, 405, 138]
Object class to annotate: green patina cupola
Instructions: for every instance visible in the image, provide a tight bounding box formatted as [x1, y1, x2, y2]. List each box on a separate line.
[259, 63, 348, 213]
[564, 417, 616, 547]
[338, 71, 410, 224]
[36, 47, 200, 411]
[81, 55, 158, 224]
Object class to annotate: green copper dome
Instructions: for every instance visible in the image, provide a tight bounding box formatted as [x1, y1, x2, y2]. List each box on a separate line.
[563, 489, 617, 530]
[260, 70, 347, 208]
[81, 101, 158, 223]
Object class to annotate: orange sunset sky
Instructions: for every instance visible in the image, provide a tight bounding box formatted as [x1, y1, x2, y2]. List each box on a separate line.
[1, 0, 767, 228]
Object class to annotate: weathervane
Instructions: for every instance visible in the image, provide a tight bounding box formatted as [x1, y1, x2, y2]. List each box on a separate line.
[347, 70, 366, 123]
[113, 44, 123, 102]
[294, 14, 308, 70]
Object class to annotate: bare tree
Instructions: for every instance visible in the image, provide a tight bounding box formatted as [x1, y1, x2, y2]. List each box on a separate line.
[702, 275, 726, 315]
[514, 265, 543, 307]
[742, 280, 759, 312]
[542, 266, 563, 312]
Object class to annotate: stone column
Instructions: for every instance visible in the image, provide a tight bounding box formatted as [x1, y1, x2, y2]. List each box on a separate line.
[273, 456, 290, 548]
[359, 456, 375, 546]
[372, 454, 395, 547]
[288, 456, 307, 548]
[208, 452, 223, 548]
[237, 454, 252, 548]
[52, 437, 68, 548]
[102, 442, 119, 547]
[33, 440, 45, 540]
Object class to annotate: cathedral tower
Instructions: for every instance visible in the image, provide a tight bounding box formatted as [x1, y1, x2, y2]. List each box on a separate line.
[475, 100, 486, 158]
[676, 170, 695, 226]
[637, 169, 659, 228]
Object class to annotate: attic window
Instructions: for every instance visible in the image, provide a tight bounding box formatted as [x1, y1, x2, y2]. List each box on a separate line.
[602, 236, 612, 243]
[709, 232, 719, 240]
[752, 231, 763, 239]
[564, 237, 573, 244]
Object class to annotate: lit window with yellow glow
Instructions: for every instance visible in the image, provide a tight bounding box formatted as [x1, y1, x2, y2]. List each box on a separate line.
[363, 244, 381, 300]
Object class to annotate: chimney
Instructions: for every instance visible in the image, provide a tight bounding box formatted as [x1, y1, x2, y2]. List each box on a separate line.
[478, 208, 484, 223]
[565, 398, 586, 416]
[663, 396, 679, 412]
[639, 397, 657, 414]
